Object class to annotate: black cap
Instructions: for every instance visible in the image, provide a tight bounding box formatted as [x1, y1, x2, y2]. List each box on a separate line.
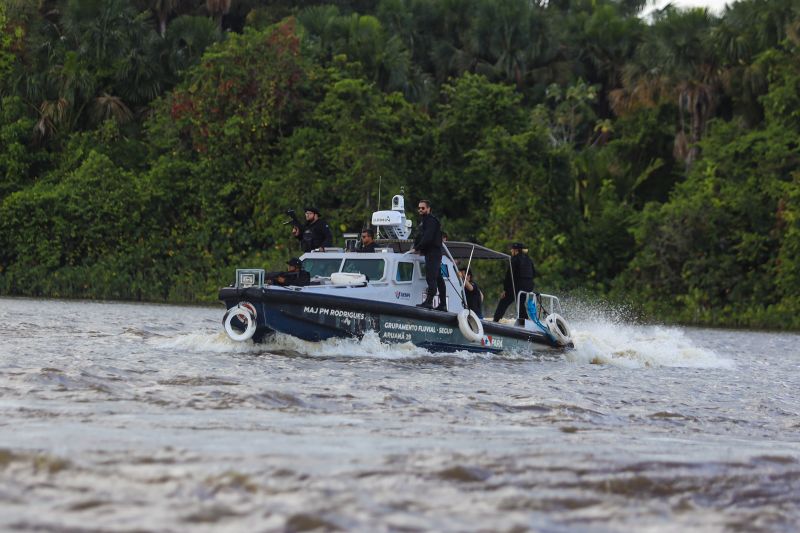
[511, 242, 525, 250]
[304, 206, 320, 215]
[287, 258, 302, 267]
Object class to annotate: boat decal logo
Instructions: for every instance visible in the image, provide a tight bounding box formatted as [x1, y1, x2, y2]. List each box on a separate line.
[481, 335, 502, 348]
[394, 290, 411, 299]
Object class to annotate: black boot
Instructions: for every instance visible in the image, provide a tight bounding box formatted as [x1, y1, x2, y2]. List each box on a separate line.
[435, 302, 447, 312]
[416, 298, 433, 309]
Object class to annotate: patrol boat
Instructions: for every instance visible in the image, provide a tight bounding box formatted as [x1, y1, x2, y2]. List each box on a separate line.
[218, 194, 574, 354]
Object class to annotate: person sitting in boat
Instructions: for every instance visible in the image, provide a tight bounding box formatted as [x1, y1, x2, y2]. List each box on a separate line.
[266, 258, 311, 287]
[357, 228, 376, 253]
[493, 242, 535, 323]
[458, 267, 483, 319]
[291, 206, 333, 252]
[410, 199, 447, 311]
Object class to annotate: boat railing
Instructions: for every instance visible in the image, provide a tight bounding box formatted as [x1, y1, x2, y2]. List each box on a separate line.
[538, 294, 563, 316]
[235, 269, 265, 289]
[515, 291, 531, 322]
[516, 292, 564, 321]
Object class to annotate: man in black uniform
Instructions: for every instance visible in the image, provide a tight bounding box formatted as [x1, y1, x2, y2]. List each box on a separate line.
[292, 206, 333, 252]
[267, 258, 311, 286]
[357, 228, 376, 253]
[493, 242, 535, 322]
[411, 199, 447, 311]
[458, 267, 483, 318]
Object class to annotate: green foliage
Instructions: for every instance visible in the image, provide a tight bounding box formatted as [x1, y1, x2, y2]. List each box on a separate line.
[259, 76, 428, 239]
[0, 96, 48, 198]
[621, 117, 800, 325]
[426, 73, 526, 236]
[2, 0, 800, 331]
[0, 4, 14, 83]
[156, 19, 310, 163]
[0, 151, 151, 297]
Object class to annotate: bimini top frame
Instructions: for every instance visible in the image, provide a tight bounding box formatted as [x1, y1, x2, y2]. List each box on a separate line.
[441, 241, 510, 261]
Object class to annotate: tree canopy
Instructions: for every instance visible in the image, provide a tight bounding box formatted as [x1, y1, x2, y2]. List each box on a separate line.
[2, 0, 800, 328]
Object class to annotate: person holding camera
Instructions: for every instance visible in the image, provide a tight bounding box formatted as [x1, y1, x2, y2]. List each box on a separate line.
[290, 207, 333, 252]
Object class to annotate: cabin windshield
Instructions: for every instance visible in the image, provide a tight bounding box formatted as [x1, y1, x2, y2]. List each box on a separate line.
[303, 258, 342, 278]
[342, 258, 386, 281]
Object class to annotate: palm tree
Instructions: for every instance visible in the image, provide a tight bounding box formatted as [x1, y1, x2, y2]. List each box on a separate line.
[711, 0, 800, 126]
[297, 4, 340, 59]
[612, 6, 721, 170]
[164, 14, 221, 75]
[206, 0, 231, 31]
[472, 0, 534, 88]
[558, 1, 643, 117]
[19, 0, 169, 140]
[298, 7, 414, 96]
[151, 0, 179, 36]
[90, 92, 133, 125]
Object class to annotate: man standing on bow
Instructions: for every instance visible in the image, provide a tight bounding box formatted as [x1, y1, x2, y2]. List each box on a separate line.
[411, 200, 447, 311]
[292, 206, 333, 252]
[493, 242, 535, 322]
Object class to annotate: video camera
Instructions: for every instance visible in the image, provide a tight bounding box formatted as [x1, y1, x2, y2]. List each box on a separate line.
[283, 209, 302, 229]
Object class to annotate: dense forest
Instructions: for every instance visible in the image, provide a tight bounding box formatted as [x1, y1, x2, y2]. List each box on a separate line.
[1, 0, 799, 327]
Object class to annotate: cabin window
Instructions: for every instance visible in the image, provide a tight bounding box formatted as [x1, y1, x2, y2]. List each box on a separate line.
[303, 258, 343, 278]
[396, 262, 414, 282]
[342, 258, 385, 281]
[419, 262, 450, 277]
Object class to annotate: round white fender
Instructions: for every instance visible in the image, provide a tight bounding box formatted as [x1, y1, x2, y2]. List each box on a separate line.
[457, 309, 484, 343]
[545, 313, 572, 345]
[224, 305, 257, 342]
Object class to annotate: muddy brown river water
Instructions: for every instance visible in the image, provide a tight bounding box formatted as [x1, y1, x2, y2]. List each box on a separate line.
[1, 297, 799, 532]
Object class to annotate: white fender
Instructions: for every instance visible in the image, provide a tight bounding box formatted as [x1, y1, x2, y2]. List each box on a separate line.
[545, 313, 572, 345]
[224, 304, 257, 342]
[457, 309, 484, 343]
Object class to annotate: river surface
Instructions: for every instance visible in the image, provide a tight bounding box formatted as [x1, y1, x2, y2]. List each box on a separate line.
[1, 297, 799, 532]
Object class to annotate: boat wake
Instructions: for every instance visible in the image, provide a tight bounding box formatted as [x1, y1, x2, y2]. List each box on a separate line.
[258, 331, 452, 360]
[150, 311, 732, 369]
[149, 330, 265, 354]
[149, 329, 500, 361]
[568, 321, 733, 368]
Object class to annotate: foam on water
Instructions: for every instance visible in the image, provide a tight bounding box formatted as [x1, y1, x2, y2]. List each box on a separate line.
[149, 301, 733, 368]
[149, 328, 498, 361]
[261, 330, 429, 359]
[149, 330, 265, 354]
[562, 300, 734, 369]
[251, 331, 500, 361]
